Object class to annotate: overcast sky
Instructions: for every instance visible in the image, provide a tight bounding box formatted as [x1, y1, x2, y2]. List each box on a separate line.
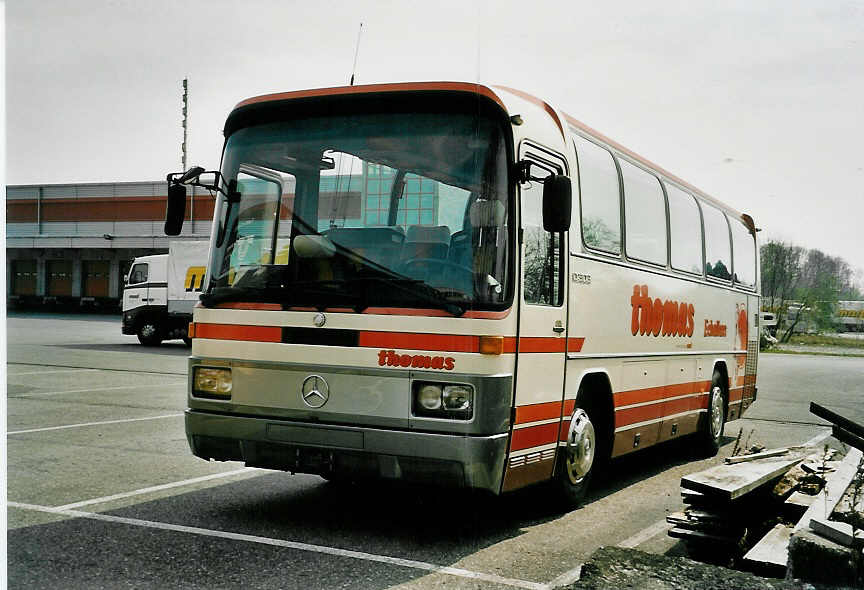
[7, 0, 864, 277]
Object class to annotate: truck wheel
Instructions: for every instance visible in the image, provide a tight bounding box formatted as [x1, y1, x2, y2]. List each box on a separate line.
[553, 406, 596, 509]
[697, 371, 726, 456]
[137, 321, 162, 346]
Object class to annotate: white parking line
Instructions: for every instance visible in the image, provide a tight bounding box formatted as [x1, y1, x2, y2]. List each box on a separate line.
[8, 368, 100, 377]
[53, 468, 256, 510]
[804, 429, 832, 447]
[8, 502, 546, 590]
[616, 519, 672, 549]
[8, 413, 183, 435]
[15, 383, 184, 397]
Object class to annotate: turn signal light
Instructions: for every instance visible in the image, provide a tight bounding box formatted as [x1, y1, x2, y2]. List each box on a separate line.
[479, 335, 504, 355]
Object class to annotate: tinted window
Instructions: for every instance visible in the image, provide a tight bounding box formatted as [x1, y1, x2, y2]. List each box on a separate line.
[128, 263, 148, 284]
[666, 183, 703, 274]
[572, 134, 620, 254]
[523, 163, 563, 306]
[703, 205, 731, 280]
[621, 159, 667, 266]
[731, 218, 756, 287]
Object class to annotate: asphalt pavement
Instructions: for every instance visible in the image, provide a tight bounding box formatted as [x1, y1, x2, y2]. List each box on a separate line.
[5, 312, 863, 589]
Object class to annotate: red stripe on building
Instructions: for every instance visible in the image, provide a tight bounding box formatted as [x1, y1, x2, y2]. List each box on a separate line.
[510, 423, 560, 452]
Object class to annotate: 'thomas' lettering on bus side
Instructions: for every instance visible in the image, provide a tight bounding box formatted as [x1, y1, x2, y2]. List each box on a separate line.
[630, 285, 695, 338]
[377, 349, 456, 370]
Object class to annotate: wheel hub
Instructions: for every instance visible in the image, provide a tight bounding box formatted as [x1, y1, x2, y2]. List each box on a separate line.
[565, 409, 595, 484]
[710, 385, 724, 438]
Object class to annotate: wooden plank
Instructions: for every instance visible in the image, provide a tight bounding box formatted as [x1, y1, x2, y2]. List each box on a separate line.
[832, 425, 864, 452]
[725, 448, 791, 464]
[785, 492, 817, 508]
[681, 454, 805, 501]
[743, 523, 793, 568]
[793, 447, 863, 533]
[810, 402, 864, 440]
[668, 527, 738, 545]
[810, 517, 856, 547]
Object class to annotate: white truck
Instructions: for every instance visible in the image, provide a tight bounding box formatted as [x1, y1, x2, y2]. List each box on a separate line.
[121, 241, 209, 345]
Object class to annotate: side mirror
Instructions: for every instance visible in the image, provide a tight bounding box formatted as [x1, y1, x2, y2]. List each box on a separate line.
[542, 174, 572, 233]
[164, 183, 187, 236]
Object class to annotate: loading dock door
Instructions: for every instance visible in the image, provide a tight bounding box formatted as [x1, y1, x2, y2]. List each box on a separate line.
[11, 260, 37, 296]
[83, 260, 110, 297]
[46, 260, 73, 296]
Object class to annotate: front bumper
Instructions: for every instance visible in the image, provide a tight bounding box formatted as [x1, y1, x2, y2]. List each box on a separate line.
[186, 410, 509, 493]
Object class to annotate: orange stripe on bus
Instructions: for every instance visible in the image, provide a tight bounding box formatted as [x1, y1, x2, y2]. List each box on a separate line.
[234, 82, 509, 113]
[614, 380, 710, 407]
[358, 332, 481, 353]
[728, 387, 744, 402]
[213, 302, 283, 310]
[515, 401, 563, 424]
[195, 323, 282, 342]
[510, 423, 560, 451]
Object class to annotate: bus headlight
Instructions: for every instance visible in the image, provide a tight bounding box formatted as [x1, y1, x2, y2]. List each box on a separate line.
[443, 385, 473, 411]
[413, 382, 473, 419]
[193, 367, 232, 399]
[417, 384, 443, 410]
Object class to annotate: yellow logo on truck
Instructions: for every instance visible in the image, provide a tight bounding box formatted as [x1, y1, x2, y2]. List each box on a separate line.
[185, 266, 206, 292]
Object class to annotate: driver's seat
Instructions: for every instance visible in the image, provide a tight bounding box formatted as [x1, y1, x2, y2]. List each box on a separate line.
[401, 225, 450, 261]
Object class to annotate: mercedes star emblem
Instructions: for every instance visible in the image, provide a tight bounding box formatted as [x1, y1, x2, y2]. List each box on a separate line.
[300, 374, 329, 408]
[313, 312, 326, 327]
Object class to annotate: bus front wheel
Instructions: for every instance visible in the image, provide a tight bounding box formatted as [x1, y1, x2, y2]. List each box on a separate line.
[553, 406, 596, 508]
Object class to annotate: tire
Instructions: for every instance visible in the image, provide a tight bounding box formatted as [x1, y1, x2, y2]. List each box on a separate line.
[136, 320, 163, 346]
[697, 371, 726, 456]
[552, 406, 597, 509]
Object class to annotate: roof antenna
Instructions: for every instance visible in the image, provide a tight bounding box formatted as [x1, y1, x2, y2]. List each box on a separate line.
[349, 23, 363, 86]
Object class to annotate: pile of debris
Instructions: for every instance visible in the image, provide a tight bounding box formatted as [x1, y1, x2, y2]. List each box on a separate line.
[668, 403, 864, 586]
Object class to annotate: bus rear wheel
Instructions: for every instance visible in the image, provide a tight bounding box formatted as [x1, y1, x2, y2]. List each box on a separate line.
[553, 406, 596, 509]
[697, 371, 726, 456]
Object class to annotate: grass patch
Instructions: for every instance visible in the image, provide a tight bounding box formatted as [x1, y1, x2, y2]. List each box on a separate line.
[764, 348, 864, 359]
[786, 334, 864, 349]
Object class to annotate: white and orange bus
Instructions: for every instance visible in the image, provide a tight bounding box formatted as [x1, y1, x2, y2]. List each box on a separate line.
[165, 82, 759, 506]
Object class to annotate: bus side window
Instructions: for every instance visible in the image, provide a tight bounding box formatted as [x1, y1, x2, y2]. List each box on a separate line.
[522, 166, 563, 306]
[730, 218, 756, 288]
[572, 135, 621, 255]
[666, 183, 703, 275]
[703, 204, 732, 280]
[621, 159, 667, 266]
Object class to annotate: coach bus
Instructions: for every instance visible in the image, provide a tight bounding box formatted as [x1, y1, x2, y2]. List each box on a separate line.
[165, 82, 759, 507]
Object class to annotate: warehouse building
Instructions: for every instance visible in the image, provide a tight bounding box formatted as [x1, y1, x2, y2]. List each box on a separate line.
[5, 181, 213, 309]
[6, 167, 442, 309]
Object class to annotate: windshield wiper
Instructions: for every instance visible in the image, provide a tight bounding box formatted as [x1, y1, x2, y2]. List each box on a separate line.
[200, 276, 468, 317]
[347, 276, 467, 317]
[200, 280, 364, 310]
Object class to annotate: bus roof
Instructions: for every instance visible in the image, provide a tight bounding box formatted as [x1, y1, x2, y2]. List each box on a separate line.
[230, 82, 754, 232]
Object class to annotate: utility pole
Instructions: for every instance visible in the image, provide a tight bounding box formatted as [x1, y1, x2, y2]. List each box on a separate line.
[181, 78, 189, 171]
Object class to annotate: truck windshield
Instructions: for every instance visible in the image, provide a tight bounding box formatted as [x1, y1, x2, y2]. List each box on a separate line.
[204, 110, 511, 314]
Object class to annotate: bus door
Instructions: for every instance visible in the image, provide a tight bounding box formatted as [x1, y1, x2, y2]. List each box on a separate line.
[502, 144, 569, 492]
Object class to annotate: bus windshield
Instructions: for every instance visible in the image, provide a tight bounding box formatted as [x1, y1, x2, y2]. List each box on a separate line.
[204, 110, 511, 314]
